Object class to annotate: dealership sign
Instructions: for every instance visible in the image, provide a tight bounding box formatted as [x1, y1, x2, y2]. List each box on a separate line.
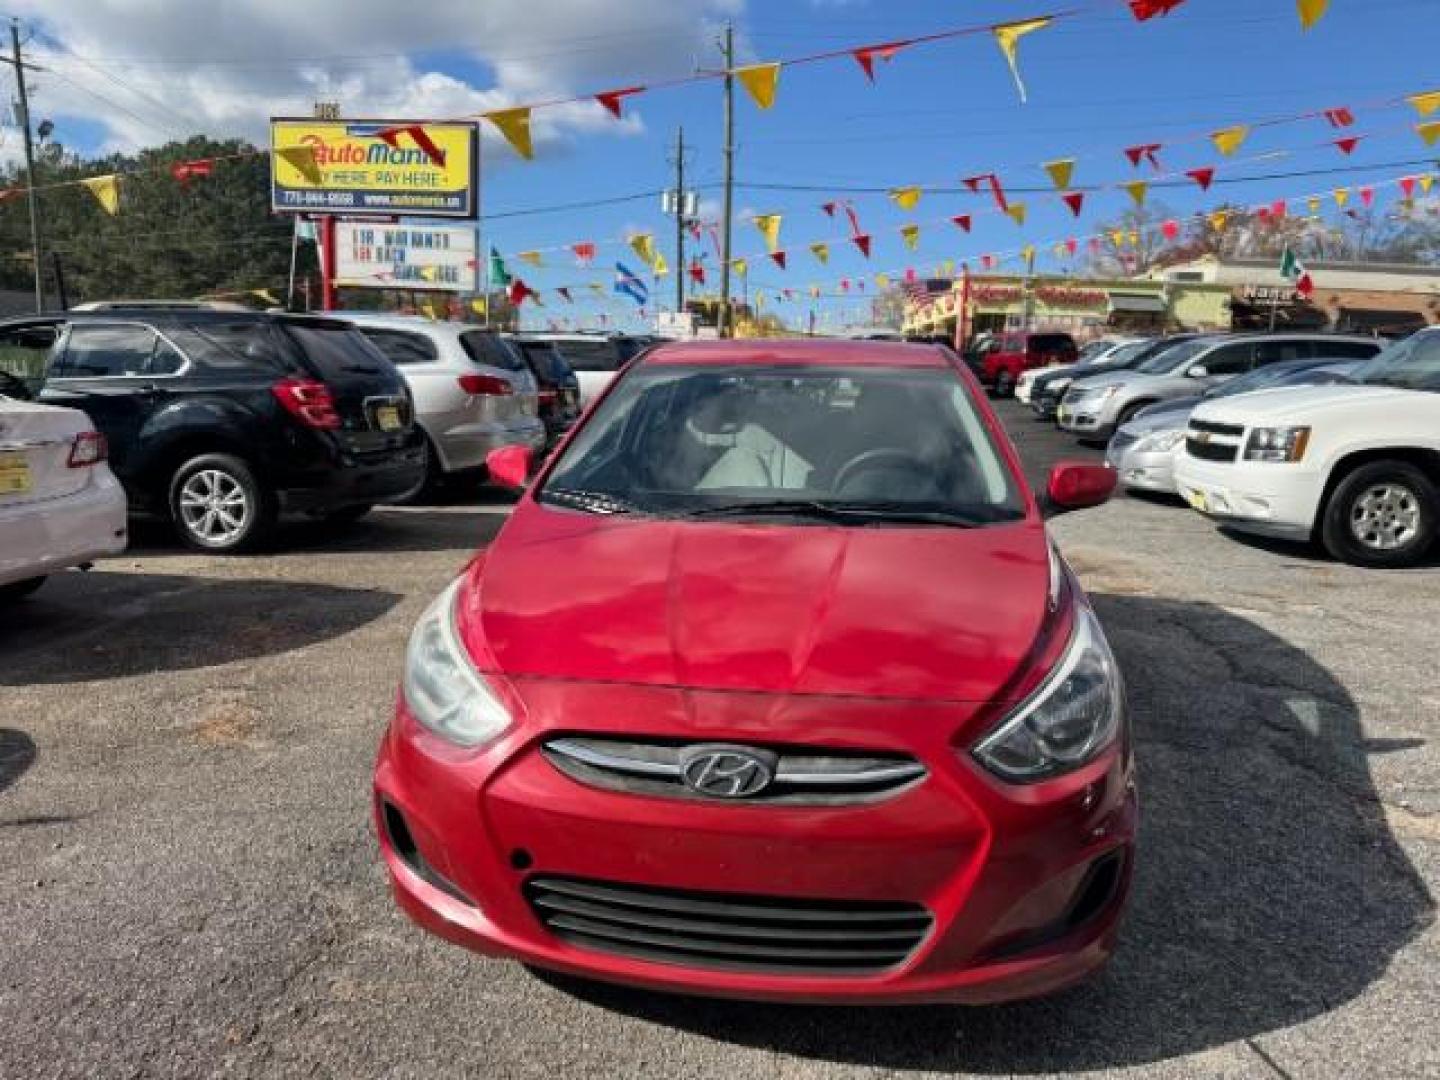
[334, 223, 478, 291]
[270, 118, 478, 218]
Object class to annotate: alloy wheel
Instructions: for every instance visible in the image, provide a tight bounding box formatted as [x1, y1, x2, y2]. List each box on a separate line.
[178, 469, 251, 545]
[1349, 482, 1421, 552]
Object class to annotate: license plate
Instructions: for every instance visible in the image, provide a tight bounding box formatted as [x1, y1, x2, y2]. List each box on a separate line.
[1187, 489, 1208, 512]
[375, 405, 402, 432]
[0, 451, 31, 494]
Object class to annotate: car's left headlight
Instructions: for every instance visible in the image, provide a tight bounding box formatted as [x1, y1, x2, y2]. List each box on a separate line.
[1134, 429, 1185, 454]
[1243, 426, 1311, 463]
[973, 606, 1124, 783]
[402, 578, 513, 747]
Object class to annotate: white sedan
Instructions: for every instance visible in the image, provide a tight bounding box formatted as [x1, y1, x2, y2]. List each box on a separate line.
[0, 396, 128, 602]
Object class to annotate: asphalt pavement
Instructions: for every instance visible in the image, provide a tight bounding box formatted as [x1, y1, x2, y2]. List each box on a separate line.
[0, 401, 1435, 1079]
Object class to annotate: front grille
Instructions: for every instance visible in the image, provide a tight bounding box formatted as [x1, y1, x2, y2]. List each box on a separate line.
[1190, 418, 1245, 437]
[525, 875, 933, 975]
[542, 736, 926, 805]
[1186, 438, 1238, 463]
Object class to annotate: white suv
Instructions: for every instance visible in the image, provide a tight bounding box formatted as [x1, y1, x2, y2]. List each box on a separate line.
[1175, 328, 1440, 567]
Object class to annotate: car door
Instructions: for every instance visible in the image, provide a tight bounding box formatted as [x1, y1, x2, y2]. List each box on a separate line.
[1252, 338, 1316, 373]
[1187, 341, 1257, 388]
[39, 321, 178, 483]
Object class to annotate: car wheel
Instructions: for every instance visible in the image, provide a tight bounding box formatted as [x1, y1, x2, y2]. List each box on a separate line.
[993, 371, 1015, 398]
[169, 453, 275, 553]
[1115, 401, 1150, 428]
[0, 576, 46, 603]
[398, 434, 443, 505]
[1321, 461, 1437, 568]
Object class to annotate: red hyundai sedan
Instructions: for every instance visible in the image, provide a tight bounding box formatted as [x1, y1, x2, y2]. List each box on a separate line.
[374, 339, 1134, 1005]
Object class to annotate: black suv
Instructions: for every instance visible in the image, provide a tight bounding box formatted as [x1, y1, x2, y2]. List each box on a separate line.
[0, 310, 424, 552]
[509, 336, 582, 445]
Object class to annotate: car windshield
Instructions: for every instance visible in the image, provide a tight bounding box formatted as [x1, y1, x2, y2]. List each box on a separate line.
[1094, 340, 1150, 368]
[1352, 331, 1440, 392]
[539, 363, 1025, 525]
[1076, 341, 1113, 363]
[1136, 339, 1211, 375]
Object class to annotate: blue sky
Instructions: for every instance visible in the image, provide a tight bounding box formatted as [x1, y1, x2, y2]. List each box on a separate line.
[19, 0, 1440, 330]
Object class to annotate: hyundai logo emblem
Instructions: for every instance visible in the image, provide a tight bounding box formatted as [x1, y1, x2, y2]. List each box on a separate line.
[678, 744, 777, 799]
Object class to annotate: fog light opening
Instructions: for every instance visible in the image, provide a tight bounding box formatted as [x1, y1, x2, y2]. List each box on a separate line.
[380, 799, 475, 907]
[510, 848, 534, 871]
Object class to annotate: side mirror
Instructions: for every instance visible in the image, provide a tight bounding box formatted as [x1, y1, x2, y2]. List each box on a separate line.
[1187, 365, 1209, 379]
[486, 445, 534, 492]
[1044, 462, 1117, 515]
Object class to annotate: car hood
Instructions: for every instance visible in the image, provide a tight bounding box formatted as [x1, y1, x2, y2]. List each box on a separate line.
[1121, 398, 1198, 436]
[460, 504, 1054, 703]
[1191, 383, 1408, 426]
[1031, 363, 1079, 385]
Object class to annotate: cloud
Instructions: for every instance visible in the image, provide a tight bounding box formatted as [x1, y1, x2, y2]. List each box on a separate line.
[14, 0, 744, 161]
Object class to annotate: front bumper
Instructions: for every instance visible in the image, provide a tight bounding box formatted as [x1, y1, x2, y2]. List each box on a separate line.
[0, 471, 128, 586]
[1173, 454, 1322, 540]
[1056, 399, 1119, 439]
[1111, 445, 1181, 494]
[374, 681, 1137, 1006]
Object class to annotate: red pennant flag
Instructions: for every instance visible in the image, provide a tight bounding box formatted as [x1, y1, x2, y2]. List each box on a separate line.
[904, 268, 917, 284]
[769, 250, 788, 270]
[508, 279, 538, 306]
[1124, 143, 1162, 169]
[987, 174, 1009, 211]
[951, 214, 973, 232]
[376, 125, 445, 166]
[1323, 106, 1355, 128]
[1256, 207, 1272, 224]
[1360, 186, 1374, 207]
[557, 287, 573, 304]
[851, 234, 872, 258]
[980, 254, 996, 270]
[1161, 219, 1180, 240]
[961, 175, 984, 193]
[851, 41, 908, 82]
[1334, 136, 1361, 155]
[571, 242, 596, 266]
[1062, 191, 1085, 217]
[821, 201, 837, 217]
[1271, 199, 1288, 219]
[840, 278, 851, 292]
[1128, 0, 1187, 20]
[595, 86, 645, 119]
[169, 158, 215, 187]
[1400, 176, 1418, 199]
[689, 259, 706, 285]
[1065, 238, 1078, 255]
[1185, 166, 1215, 190]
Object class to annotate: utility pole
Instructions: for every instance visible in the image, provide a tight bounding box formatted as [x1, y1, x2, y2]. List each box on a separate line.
[717, 22, 735, 338]
[8, 19, 44, 311]
[670, 126, 687, 315]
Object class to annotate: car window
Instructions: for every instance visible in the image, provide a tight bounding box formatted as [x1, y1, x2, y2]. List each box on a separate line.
[459, 331, 525, 372]
[0, 323, 59, 389]
[1032, 335, 1072, 353]
[517, 342, 571, 383]
[1354, 331, 1440, 392]
[1314, 339, 1381, 359]
[1254, 340, 1315, 366]
[282, 322, 391, 378]
[57, 323, 159, 378]
[552, 339, 621, 372]
[361, 329, 438, 366]
[1137, 339, 1210, 374]
[149, 337, 188, 376]
[177, 321, 289, 372]
[1196, 342, 1256, 376]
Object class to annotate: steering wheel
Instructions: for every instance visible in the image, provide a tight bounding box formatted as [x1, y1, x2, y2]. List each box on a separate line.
[833, 447, 928, 494]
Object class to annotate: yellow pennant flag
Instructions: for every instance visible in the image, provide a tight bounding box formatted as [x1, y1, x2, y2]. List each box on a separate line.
[82, 174, 121, 215]
[1005, 202, 1027, 227]
[1212, 125, 1250, 157]
[874, 272, 890, 289]
[630, 233, 657, 266]
[809, 242, 829, 264]
[941, 259, 955, 276]
[888, 186, 922, 211]
[517, 250, 544, 268]
[1333, 188, 1351, 208]
[1307, 196, 1322, 215]
[470, 298, 488, 316]
[1128, 230, 1141, 246]
[1124, 180, 1148, 207]
[275, 145, 322, 185]
[1021, 244, 1036, 265]
[1042, 158, 1075, 190]
[900, 224, 920, 250]
[752, 213, 783, 253]
[485, 107, 535, 160]
[992, 18, 1051, 104]
[1421, 175, 1436, 195]
[653, 254, 669, 278]
[732, 258, 748, 278]
[1417, 121, 1440, 147]
[587, 283, 606, 296]
[736, 63, 781, 110]
[1111, 229, 1127, 248]
[1208, 210, 1230, 232]
[1408, 91, 1440, 118]
[1297, 0, 1329, 30]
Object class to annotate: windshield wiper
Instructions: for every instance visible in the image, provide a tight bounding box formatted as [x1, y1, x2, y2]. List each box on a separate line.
[687, 499, 990, 527]
[540, 487, 647, 515]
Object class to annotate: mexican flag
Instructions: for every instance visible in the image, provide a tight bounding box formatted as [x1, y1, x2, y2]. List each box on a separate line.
[1280, 248, 1314, 298]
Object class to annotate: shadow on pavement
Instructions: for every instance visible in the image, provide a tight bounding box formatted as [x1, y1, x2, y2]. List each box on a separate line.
[0, 572, 400, 686]
[537, 594, 1434, 1073]
[0, 729, 36, 796]
[1215, 525, 1440, 570]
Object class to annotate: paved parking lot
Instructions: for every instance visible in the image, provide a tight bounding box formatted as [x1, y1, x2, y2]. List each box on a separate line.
[1, 402, 1436, 1079]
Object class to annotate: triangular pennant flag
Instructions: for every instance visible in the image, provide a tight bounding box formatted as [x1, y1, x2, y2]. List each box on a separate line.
[485, 107, 535, 159]
[1334, 188, 1351, 208]
[1129, 0, 1187, 20]
[992, 18, 1051, 104]
[380, 125, 445, 167]
[1129, 230, 1141, 246]
[1271, 199, 1288, 219]
[1297, 0, 1329, 30]
[1308, 196, 1322, 215]
[1125, 180, 1148, 207]
[82, 174, 121, 215]
[735, 63, 781, 110]
[1066, 237, 1079, 255]
[981, 254, 996, 270]
[1324, 106, 1355, 128]
[1062, 191, 1085, 217]
[731, 258, 748, 278]
[1334, 136, 1361, 155]
[1186, 166, 1216, 190]
[1360, 186, 1374, 207]
[1042, 159, 1075, 190]
[852, 41, 908, 82]
[595, 86, 644, 119]
[888, 186, 922, 211]
[904, 268, 917, 284]
[517, 251, 544, 268]
[690, 259, 707, 285]
[1421, 175, 1436, 195]
[571, 242, 596, 267]
[630, 233, 657, 266]
[875, 272, 890, 288]
[1400, 176, 1418, 199]
[809, 242, 829, 265]
[951, 214, 973, 232]
[851, 234, 872, 258]
[1124, 143, 1162, 169]
[588, 282, 606, 296]
[1161, 219, 1181, 241]
[652, 254, 670, 278]
[508, 278, 538, 306]
[470, 298, 488, 316]
[820, 201, 837, 218]
[1021, 244, 1036, 265]
[489, 246, 512, 287]
[275, 145, 322, 185]
[1417, 121, 1440, 147]
[752, 213, 783, 253]
[840, 279, 851, 293]
[1005, 202, 1027, 226]
[769, 250, 787, 271]
[1111, 229, 1127, 248]
[1211, 125, 1250, 156]
[169, 158, 214, 187]
[961, 176, 984, 193]
[941, 259, 955, 277]
[900, 224, 920, 251]
[1408, 91, 1440, 119]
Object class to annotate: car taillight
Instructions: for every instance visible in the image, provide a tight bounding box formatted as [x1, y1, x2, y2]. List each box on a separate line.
[458, 374, 513, 396]
[272, 378, 341, 429]
[67, 430, 107, 467]
[537, 389, 558, 405]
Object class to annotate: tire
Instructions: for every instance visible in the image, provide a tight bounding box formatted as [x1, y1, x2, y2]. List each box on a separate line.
[1320, 461, 1437, 568]
[0, 576, 46, 603]
[397, 435, 443, 505]
[993, 371, 1016, 398]
[168, 453, 275, 553]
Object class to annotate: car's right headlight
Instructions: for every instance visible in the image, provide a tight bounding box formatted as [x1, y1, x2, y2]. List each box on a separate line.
[973, 606, 1124, 783]
[1243, 426, 1311, 463]
[1135, 429, 1185, 454]
[402, 578, 513, 747]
